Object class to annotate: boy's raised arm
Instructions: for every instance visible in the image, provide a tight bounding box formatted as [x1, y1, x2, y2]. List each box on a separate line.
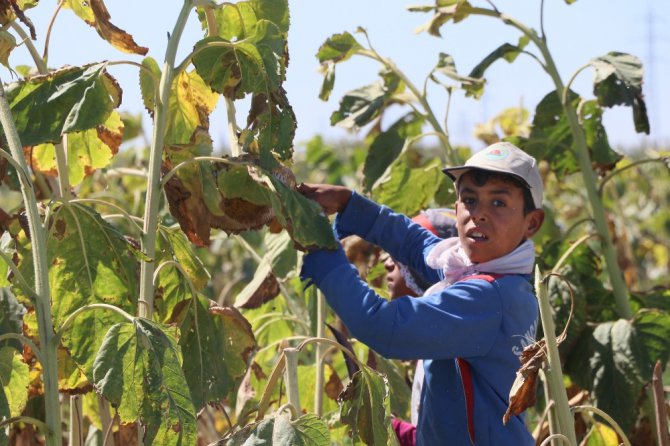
[297, 183, 352, 215]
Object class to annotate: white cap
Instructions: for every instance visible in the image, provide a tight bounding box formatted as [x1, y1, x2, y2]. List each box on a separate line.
[442, 142, 543, 209]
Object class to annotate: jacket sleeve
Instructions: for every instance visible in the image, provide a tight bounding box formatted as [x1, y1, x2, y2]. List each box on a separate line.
[334, 191, 443, 286]
[301, 245, 503, 360]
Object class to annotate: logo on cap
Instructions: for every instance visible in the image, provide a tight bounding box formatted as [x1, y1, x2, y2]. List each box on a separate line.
[484, 146, 510, 160]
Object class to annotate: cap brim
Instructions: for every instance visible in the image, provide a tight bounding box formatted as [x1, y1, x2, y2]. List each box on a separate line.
[441, 166, 532, 189]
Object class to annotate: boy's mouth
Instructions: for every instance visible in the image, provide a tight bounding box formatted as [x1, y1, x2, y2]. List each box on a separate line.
[467, 230, 488, 241]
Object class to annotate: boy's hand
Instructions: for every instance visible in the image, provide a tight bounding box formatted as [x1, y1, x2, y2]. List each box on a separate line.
[297, 183, 352, 215]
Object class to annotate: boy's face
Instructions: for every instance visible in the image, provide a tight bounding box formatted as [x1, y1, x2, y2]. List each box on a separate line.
[455, 173, 544, 264]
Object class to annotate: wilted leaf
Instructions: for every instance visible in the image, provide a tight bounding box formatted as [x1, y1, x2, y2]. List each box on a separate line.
[410, 0, 473, 37]
[467, 42, 527, 99]
[0, 347, 29, 417]
[503, 341, 545, 424]
[0, 0, 36, 39]
[180, 298, 256, 411]
[92, 319, 197, 446]
[0, 28, 16, 67]
[431, 52, 485, 97]
[245, 89, 297, 162]
[221, 414, 330, 446]
[583, 422, 619, 446]
[27, 111, 124, 185]
[64, 0, 147, 55]
[590, 52, 649, 134]
[165, 70, 218, 145]
[363, 113, 424, 192]
[339, 366, 389, 445]
[330, 78, 399, 129]
[3, 63, 122, 147]
[235, 264, 280, 309]
[371, 154, 446, 216]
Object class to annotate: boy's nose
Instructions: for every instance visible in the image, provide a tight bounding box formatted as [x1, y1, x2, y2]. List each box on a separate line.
[469, 204, 489, 221]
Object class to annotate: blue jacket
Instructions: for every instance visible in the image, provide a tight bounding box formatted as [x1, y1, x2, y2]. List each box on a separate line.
[301, 193, 537, 445]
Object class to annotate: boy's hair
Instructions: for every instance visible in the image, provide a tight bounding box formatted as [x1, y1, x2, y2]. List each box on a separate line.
[458, 169, 536, 215]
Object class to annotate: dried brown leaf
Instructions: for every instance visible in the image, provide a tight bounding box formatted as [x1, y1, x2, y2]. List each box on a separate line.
[89, 0, 148, 55]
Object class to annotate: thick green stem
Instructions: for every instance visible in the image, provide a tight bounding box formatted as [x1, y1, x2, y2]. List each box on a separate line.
[468, 6, 633, 319]
[138, 0, 194, 319]
[314, 291, 326, 416]
[537, 269, 577, 446]
[283, 347, 301, 415]
[69, 395, 83, 446]
[0, 80, 61, 445]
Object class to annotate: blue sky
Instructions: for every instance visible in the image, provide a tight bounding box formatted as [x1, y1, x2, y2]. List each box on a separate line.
[6, 0, 668, 153]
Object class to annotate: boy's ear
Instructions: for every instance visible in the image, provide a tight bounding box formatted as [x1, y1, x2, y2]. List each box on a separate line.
[524, 209, 545, 238]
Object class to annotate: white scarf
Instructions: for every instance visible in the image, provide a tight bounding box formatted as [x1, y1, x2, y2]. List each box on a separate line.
[424, 238, 536, 295]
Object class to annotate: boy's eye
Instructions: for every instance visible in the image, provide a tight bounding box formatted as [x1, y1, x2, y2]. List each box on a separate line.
[462, 197, 476, 205]
[493, 199, 506, 207]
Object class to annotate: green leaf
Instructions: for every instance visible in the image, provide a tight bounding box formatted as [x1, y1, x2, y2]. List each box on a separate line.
[234, 231, 296, 309]
[589, 52, 649, 134]
[371, 154, 446, 216]
[586, 314, 670, 436]
[316, 32, 362, 64]
[629, 309, 670, 381]
[267, 175, 338, 250]
[154, 226, 210, 323]
[162, 227, 210, 291]
[589, 321, 640, 434]
[15, 203, 139, 380]
[4, 63, 122, 147]
[580, 100, 621, 173]
[0, 347, 29, 417]
[180, 297, 256, 411]
[369, 353, 412, 420]
[363, 113, 424, 192]
[92, 319, 197, 445]
[523, 90, 580, 176]
[339, 366, 390, 445]
[227, 414, 330, 445]
[252, 0, 290, 34]
[192, 20, 285, 99]
[196, 2, 258, 41]
[0, 288, 24, 351]
[165, 70, 218, 145]
[139, 56, 161, 112]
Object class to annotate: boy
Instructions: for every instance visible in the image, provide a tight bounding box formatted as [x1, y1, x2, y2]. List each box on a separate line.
[299, 142, 545, 445]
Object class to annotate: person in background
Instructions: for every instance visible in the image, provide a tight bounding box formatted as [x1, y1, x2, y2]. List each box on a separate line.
[299, 142, 545, 445]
